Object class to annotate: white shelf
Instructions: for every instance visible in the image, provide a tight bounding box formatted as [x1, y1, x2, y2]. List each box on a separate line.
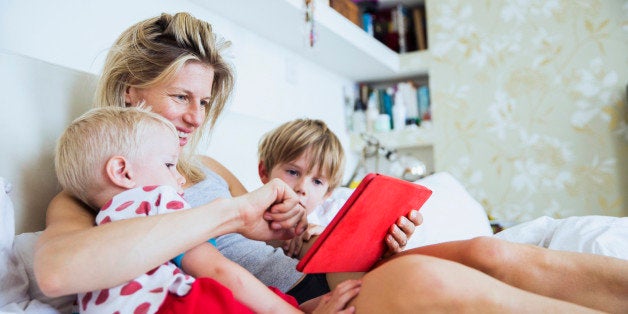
[192, 0, 429, 81]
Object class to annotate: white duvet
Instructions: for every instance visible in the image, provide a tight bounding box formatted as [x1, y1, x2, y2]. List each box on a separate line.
[494, 215, 628, 260]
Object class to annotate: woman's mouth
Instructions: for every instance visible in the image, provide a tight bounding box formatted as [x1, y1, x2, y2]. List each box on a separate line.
[178, 130, 190, 146]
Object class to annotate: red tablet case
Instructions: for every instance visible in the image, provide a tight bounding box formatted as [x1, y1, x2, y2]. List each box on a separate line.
[296, 173, 432, 273]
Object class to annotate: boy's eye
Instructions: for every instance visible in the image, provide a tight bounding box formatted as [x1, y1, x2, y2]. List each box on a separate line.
[286, 169, 299, 177]
[313, 179, 324, 186]
[200, 99, 210, 107]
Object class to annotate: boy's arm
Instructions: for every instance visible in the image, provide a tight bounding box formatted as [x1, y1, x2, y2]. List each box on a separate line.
[181, 242, 301, 314]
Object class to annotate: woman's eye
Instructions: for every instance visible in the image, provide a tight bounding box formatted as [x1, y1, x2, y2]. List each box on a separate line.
[165, 163, 175, 168]
[172, 94, 187, 102]
[200, 99, 210, 107]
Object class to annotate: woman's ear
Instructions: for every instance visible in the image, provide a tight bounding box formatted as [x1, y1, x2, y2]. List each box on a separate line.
[258, 161, 270, 184]
[105, 156, 136, 189]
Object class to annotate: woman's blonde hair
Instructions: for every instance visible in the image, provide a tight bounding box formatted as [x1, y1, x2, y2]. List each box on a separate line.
[258, 119, 346, 192]
[95, 12, 234, 183]
[55, 106, 177, 209]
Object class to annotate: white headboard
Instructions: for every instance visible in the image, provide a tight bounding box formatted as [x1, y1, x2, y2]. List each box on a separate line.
[1, 51, 279, 234]
[1, 52, 97, 234]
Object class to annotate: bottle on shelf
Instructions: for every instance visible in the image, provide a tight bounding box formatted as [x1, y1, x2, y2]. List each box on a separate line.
[398, 82, 419, 126]
[392, 88, 406, 131]
[366, 91, 380, 132]
[374, 113, 391, 132]
[352, 97, 367, 133]
[383, 87, 394, 129]
[417, 84, 431, 124]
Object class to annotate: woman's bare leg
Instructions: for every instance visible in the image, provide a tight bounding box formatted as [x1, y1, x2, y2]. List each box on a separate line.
[350, 254, 600, 313]
[400, 237, 628, 313]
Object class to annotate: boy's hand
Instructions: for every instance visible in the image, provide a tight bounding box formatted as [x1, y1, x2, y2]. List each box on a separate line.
[383, 210, 422, 258]
[282, 223, 324, 258]
[309, 279, 361, 314]
[236, 178, 308, 240]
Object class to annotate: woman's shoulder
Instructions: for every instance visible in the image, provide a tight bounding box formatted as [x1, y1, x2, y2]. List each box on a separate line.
[195, 155, 247, 196]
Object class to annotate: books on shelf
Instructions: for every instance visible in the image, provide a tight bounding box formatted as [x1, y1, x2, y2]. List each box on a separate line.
[412, 6, 427, 50]
[330, 0, 362, 28]
[355, 1, 428, 53]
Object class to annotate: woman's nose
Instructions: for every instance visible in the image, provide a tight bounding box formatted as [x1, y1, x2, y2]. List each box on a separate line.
[184, 103, 204, 127]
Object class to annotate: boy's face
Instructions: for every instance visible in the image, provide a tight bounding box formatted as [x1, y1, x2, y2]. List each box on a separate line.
[260, 152, 331, 215]
[129, 126, 186, 194]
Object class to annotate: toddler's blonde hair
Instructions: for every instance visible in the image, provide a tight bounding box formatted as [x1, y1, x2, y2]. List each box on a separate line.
[55, 106, 177, 209]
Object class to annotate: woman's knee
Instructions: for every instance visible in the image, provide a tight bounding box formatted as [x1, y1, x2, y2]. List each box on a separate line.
[351, 255, 464, 312]
[462, 236, 522, 279]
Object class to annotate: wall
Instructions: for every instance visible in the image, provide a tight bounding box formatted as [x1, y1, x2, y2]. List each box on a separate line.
[427, 0, 628, 222]
[0, 0, 355, 191]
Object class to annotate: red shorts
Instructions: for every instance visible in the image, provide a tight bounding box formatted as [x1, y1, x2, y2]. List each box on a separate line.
[157, 277, 298, 313]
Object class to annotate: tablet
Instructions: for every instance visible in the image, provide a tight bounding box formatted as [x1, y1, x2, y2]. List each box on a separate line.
[296, 173, 432, 273]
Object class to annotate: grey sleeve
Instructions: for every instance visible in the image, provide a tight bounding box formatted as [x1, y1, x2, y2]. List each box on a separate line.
[215, 233, 305, 292]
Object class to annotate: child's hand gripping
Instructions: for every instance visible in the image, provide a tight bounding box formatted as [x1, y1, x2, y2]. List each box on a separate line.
[282, 223, 325, 258]
[235, 178, 308, 241]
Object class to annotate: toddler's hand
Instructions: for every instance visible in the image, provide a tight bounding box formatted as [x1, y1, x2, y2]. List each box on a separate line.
[282, 224, 324, 258]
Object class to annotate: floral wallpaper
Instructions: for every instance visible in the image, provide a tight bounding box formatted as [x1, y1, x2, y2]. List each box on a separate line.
[427, 0, 628, 223]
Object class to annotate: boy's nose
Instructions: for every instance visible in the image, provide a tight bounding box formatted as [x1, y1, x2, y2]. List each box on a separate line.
[294, 179, 307, 195]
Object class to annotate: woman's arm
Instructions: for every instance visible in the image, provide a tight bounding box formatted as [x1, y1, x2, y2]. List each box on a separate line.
[35, 180, 306, 297]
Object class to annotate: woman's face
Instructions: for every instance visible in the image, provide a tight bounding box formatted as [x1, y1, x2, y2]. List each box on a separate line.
[125, 62, 215, 148]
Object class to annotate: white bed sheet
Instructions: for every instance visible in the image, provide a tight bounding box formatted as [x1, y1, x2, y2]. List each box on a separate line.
[495, 215, 628, 260]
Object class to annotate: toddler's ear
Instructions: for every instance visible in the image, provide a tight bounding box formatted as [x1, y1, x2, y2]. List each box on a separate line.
[105, 156, 136, 189]
[258, 161, 270, 184]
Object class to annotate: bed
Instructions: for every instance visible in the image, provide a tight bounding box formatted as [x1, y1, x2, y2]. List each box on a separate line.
[1, 52, 626, 313]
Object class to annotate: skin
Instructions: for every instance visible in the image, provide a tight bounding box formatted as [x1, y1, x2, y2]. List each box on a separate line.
[392, 237, 628, 313]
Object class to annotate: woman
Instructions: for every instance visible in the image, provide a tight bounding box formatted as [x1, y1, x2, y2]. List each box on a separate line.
[35, 12, 627, 313]
[34, 12, 414, 308]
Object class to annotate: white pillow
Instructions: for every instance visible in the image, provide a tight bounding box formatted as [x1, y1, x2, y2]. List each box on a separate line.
[307, 172, 493, 249]
[0, 177, 30, 309]
[14, 232, 76, 313]
[0, 177, 74, 313]
[407, 172, 493, 248]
